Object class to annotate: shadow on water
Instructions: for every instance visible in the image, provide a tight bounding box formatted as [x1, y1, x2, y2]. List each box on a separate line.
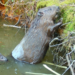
[0, 17, 70, 75]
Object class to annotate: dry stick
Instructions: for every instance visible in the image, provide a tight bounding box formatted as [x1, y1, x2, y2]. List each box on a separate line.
[0, 1, 11, 7]
[49, 31, 75, 47]
[49, 32, 75, 74]
[43, 64, 61, 75]
[15, 13, 26, 25]
[3, 15, 21, 28]
[43, 61, 67, 69]
[62, 49, 75, 75]
[66, 46, 75, 75]
[3, 13, 24, 28]
[3, 24, 21, 28]
[25, 72, 52, 75]
[66, 55, 74, 75]
[61, 62, 73, 75]
[62, 48, 75, 75]
[60, 22, 71, 27]
[15, 15, 21, 26]
[62, 50, 75, 75]
[49, 38, 68, 47]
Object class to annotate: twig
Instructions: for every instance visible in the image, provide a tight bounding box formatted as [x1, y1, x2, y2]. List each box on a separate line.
[66, 54, 74, 75]
[49, 31, 75, 47]
[61, 63, 72, 75]
[43, 61, 67, 69]
[49, 38, 59, 45]
[49, 38, 68, 47]
[25, 72, 52, 75]
[66, 56, 75, 75]
[60, 22, 71, 27]
[43, 64, 61, 75]
[3, 24, 21, 28]
[0, 1, 11, 7]
[66, 50, 75, 75]
[15, 15, 21, 26]
[62, 44, 75, 75]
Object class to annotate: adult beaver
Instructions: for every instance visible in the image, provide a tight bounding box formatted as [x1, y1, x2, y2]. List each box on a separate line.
[0, 53, 8, 62]
[12, 5, 62, 64]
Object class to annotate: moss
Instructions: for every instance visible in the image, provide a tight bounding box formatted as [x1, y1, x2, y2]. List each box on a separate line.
[61, 0, 75, 5]
[36, 0, 75, 10]
[36, 0, 60, 10]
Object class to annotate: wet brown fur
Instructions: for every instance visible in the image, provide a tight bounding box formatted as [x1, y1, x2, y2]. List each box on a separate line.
[12, 5, 62, 64]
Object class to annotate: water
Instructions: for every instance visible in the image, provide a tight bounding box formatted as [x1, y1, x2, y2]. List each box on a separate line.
[0, 17, 70, 75]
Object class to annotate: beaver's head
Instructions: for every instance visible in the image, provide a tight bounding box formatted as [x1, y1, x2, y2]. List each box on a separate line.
[0, 53, 8, 62]
[37, 5, 60, 20]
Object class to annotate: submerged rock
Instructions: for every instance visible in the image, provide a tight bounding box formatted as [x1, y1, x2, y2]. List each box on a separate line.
[12, 5, 62, 64]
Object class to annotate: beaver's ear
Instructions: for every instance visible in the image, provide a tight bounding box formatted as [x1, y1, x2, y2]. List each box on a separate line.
[38, 12, 43, 17]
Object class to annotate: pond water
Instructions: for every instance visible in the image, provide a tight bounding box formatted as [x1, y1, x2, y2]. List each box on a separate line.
[0, 17, 70, 75]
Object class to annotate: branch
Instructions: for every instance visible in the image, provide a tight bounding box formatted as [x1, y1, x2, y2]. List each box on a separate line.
[15, 15, 22, 26]
[60, 22, 71, 27]
[62, 62, 73, 75]
[43, 61, 67, 69]
[66, 54, 74, 75]
[43, 64, 61, 75]
[0, 1, 11, 7]
[25, 72, 52, 75]
[49, 37, 68, 47]
[49, 31, 75, 47]
[3, 24, 21, 28]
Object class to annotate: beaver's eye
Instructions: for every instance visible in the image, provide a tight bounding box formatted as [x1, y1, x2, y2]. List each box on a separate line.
[38, 12, 43, 17]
